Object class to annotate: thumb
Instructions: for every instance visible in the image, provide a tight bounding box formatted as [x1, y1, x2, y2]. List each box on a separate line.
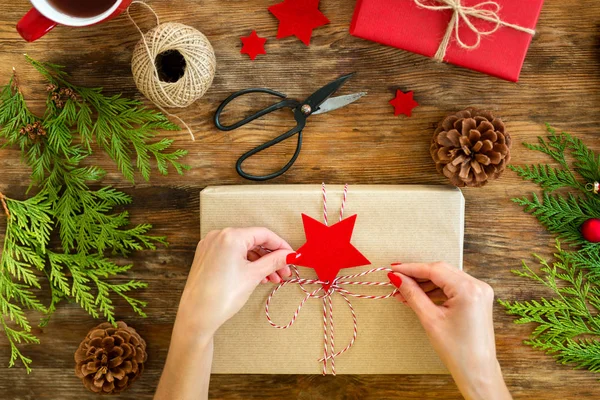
[389, 272, 438, 324]
[249, 249, 293, 278]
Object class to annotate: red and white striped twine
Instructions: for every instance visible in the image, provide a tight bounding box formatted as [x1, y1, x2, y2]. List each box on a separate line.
[264, 184, 398, 375]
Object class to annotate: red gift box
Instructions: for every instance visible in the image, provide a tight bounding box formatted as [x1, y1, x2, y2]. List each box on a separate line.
[350, 0, 544, 81]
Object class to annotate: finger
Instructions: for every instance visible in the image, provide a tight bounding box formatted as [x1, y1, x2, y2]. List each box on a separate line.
[250, 249, 293, 279]
[390, 272, 439, 323]
[267, 272, 281, 283]
[276, 265, 292, 279]
[240, 227, 293, 252]
[426, 288, 448, 303]
[391, 262, 464, 296]
[418, 281, 438, 293]
[254, 246, 270, 257]
[252, 249, 290, 279]
[247, 249, 261, 262]
[394, 292, 406, 303]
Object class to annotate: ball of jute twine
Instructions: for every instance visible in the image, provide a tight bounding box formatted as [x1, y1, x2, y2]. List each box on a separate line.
[128, 2, 217, 140]
[132, 22, 216, 108]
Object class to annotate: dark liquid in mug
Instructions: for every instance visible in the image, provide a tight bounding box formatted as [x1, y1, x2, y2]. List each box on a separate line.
[48, 0, 118, 18]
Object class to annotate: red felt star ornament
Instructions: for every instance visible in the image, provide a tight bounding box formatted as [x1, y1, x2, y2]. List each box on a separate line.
[389, 90, 419, 117]
[268, 0, 330, 46]
[286, 214, 370, 290]
[240, 30, 267, 60]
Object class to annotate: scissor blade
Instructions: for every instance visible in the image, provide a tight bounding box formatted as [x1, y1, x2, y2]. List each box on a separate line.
[303, 73, 355, 114]
[312, 92, 367, 115]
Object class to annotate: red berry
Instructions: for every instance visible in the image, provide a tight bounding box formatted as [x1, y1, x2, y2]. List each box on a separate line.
[581, 218, 600, 243]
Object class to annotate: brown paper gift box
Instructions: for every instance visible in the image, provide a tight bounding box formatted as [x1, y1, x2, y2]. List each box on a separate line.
[200, 185, 464, 374]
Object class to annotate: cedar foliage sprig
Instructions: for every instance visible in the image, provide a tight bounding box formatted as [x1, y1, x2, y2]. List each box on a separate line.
[26, 56, 188, 183]
[501, 125, 600, 375]
[0, 57, 188, 372]
[510, 125, 600, 253]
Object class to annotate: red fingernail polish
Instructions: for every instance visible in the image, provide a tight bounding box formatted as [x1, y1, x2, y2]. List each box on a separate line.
[387, 272, 402, 288]
[391, 262, 402, 266]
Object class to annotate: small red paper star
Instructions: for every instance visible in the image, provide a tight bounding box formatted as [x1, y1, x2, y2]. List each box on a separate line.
[240, 30, 267, 60]
[268, 0, 330, 46]
[389, 90, 419, 117]
[287, 214, 370, 290]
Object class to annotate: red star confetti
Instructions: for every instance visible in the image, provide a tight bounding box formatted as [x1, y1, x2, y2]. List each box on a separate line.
[240, 30, 267, 60]
[389, 90, 419, 117]
[268, 0, 330, 46]
[287, 214, 370, 290]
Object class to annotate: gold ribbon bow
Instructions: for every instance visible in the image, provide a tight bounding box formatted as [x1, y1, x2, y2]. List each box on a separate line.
[413, 0, 536, 61]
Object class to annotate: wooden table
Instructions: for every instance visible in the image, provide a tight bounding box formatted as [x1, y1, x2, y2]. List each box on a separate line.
[1, 0, 599, 398]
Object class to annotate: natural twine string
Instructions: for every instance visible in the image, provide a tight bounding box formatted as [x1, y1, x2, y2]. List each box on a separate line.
[127, 1, 217, 141]
[265, 184, 398, 375]
[413, 0, 536, 62]
[0, 192, 10, 219]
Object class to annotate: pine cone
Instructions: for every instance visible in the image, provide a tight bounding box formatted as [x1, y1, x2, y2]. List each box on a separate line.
[431, 108, 511, 187]
[75, 321, 147, 394]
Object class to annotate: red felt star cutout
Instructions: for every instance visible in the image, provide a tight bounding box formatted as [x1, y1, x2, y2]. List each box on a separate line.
[389, 90, 419, 117]
[268, 0, 330, 46]
[286, 214, 370, 290]
[240, 30, 267, 60]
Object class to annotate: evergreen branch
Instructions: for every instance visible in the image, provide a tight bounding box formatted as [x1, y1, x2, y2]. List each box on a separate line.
[509, 164, 581, 191]
[1, 316, 39, 374]
[25, 55, 188, 183]
[566, 132, 600, 184]
[512, 192, 600, 245]
[502, 125, 600, 377]
[530, 339, 600, 372]
[0, 56, 188, 371]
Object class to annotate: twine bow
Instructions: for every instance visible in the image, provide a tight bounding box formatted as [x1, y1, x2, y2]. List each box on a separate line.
[413, 0, 536, 62]
[264, 184, 398, 375]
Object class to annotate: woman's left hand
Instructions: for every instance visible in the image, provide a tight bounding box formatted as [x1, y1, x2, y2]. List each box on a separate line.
[176, 227, 293, 338]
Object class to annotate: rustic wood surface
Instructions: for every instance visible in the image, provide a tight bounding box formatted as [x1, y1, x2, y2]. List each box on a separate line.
[1, 0, 600, 398]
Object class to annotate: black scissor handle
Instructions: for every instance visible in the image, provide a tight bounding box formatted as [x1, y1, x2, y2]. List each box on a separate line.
[214, 88, 299, 131]
[236, 124, 304, 181]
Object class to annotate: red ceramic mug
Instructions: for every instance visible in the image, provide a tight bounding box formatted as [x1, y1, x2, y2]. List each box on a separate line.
[17, 0, 133, 42]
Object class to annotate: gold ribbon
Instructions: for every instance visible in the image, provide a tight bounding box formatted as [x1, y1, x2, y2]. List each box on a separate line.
[413, 0, 536, 62]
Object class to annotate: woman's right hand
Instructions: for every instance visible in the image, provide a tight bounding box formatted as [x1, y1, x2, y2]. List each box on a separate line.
[388, 263, 511, 400]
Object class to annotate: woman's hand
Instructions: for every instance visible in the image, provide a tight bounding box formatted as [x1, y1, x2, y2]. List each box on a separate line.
[388, 263, 511, 400]
[155, 227, 292, 400]
[177, 227, 293, 338]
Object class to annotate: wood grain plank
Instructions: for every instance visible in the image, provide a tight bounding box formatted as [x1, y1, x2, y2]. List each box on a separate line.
[1, 0, 600, 398]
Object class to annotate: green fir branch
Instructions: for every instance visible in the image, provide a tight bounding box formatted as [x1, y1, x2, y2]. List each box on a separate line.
[502, 125, 600, 378]
[0, 56, 187, 372]
[27, 55, 188, 183]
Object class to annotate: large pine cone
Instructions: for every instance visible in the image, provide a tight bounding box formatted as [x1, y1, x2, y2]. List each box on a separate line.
[75, 321, 147, 394]
[431, 108, 511, 187]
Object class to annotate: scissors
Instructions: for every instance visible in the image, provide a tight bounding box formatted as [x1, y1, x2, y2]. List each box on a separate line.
[214, 73, 366, 181]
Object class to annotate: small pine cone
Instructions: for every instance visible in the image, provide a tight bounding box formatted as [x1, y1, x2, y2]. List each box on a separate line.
[46, 84, 58, 92]
[75, 321, 147, 395]
[430, 108, 511, 187]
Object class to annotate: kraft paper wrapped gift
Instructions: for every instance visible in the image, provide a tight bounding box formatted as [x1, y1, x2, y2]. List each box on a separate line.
[200, 185, 464, 374]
